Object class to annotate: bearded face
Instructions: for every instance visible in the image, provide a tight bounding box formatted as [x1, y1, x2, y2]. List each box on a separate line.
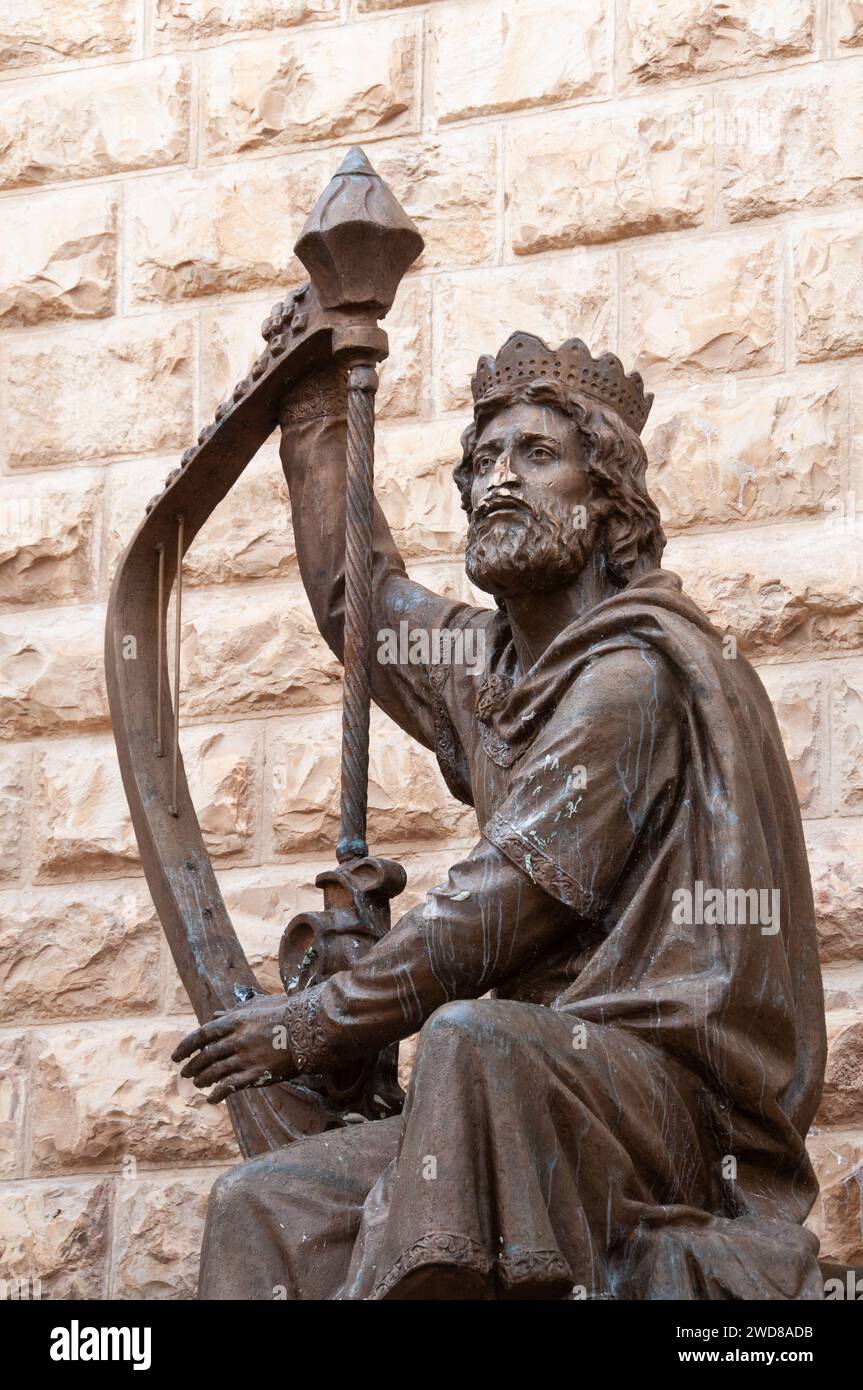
[464, 400, 600, 599]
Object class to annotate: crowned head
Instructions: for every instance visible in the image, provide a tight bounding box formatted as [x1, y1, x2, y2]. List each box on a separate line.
[455, 333, 665, 600]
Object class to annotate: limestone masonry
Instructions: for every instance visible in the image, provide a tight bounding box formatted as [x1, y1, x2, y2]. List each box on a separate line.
[0, 0, 862, 1297]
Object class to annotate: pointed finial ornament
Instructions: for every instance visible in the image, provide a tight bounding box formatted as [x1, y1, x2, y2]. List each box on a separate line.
[294, 146, 424, 316]
[337, 145, 376, 175]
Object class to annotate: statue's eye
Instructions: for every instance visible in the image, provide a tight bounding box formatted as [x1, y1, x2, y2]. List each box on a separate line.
[475, 454, 495, 474]
[530, 446, 556, 462]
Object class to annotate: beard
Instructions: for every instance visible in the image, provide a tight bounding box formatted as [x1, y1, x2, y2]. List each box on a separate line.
[465, 497, 596, 598]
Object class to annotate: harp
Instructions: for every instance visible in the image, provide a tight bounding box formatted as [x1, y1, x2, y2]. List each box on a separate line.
[105, 149, 423, 1157]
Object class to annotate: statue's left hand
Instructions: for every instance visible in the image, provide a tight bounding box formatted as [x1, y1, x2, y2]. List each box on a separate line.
[172, 995, 298, 1105]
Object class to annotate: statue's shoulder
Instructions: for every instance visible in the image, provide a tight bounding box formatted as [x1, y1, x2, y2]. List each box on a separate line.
[575, 640, 679, 706]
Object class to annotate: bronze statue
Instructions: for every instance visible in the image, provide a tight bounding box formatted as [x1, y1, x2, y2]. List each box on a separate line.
[106, 149, 827, 1300]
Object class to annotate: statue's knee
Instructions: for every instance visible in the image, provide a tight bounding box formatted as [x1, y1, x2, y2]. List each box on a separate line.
[208, 1165, 247, 1212]
[422, 998, 491, 1041]
[207, 1157, 268, 1219]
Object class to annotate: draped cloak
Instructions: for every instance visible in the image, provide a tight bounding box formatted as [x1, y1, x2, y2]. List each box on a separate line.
[199, 566, 828, 1301]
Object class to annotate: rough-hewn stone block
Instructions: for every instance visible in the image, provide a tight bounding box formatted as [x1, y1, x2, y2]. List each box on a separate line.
[819, 1012, 863, 1126]
[808, 1131, 863, 1266]
[0, 883, 160, 1022]
[182, 585, 341, 720]
[30, 1023, 237, 1172]
[33, 738, 138, 881]
[375, 276, 431, 418]
[357, 0, 427, 9]
[667, 524, 863, 661]
[836, 0, 863, 49]
[794, 220, 863, 362]
[4, 317, 194, 468]
[433, 0, 609, 124]
[758, 665, 826, 816]
[645, 378, 844, 531]
[201, 302, 279, 422]
[185, 447, 294, 586]
[622, 232, 781, 380]
[182, 722, 262, 864]
[0, 1179, 111, 1297]
[832, 664, 863, 814]
[155, 0, 337, 45]
[0, 0, 137, 72]
[111, 1169, 225, 1299]
[855, 366, 863, 502]
[0, 1034, 27, 1178]
[202, 22, 418, 158]
[437, 256, 616, 411]
[0, 746, 28, 881]
[105, 447, 295, 592]
[127, 157, 330, 306]
[0, 473, 101, 607]
[376, 418, 469, 559]
[822, 967, 863, 1012]
[508, 97, 707, 252]
[33, 725, 261, 880]
[0, 58, 190, 190]
[0, 605, 107, 740]
[718, 71, 863, 222]
[0, 185, 116, 326]
[625, 0, 816, 83]
[807, 821, 863, 965]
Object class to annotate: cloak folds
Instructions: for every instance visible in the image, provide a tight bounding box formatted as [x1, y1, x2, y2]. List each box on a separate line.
[473, 570, 826, 1151]
[425, 569, 826, 1297]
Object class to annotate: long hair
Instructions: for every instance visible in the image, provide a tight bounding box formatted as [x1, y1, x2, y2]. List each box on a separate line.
[454, 379, 666, 587]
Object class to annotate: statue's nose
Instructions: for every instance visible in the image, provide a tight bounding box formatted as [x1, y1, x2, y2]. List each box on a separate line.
[491, 449, 517, 488]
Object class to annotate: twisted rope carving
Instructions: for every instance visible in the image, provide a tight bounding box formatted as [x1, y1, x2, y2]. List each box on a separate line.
[338, 362, 378, 863]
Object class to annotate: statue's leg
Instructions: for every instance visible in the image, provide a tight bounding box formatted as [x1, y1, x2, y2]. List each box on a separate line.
[197, 1115, 401, 1300]
[345, 998, 711, 1300]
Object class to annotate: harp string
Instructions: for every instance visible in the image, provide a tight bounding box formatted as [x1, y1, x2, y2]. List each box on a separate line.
[155, 542, 165, 758]
[169, 515, 184, 817]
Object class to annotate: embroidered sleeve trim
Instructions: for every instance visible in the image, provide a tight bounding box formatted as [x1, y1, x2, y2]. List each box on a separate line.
[483, 810, 590, 914]
[284, 984, 336, 1074]
[426, 662, 474, 807]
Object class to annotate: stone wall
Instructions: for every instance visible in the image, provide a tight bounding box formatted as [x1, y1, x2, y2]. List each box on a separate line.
[1, 0, 862, 1299]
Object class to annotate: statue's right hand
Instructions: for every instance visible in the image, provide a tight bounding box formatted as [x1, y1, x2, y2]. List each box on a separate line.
[171, 995, 300, 1104]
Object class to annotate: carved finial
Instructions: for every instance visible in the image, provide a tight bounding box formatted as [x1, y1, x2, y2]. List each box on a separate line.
[337, 146, 376, 176]
[294, 146, 424, 316]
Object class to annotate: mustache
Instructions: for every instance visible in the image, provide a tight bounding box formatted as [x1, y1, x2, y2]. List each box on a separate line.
[472, 491, 540, 524]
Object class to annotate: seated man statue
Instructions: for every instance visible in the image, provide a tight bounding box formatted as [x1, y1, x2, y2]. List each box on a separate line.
[175, 333, 827, 1301]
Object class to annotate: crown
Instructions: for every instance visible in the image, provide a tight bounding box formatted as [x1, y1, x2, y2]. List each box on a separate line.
[471, 333, 653, 435]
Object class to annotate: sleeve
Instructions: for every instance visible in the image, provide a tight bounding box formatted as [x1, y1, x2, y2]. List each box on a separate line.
[483, 646, 685, 917]
[279, 368, 490, 758]
[281, 836, 575, 1074]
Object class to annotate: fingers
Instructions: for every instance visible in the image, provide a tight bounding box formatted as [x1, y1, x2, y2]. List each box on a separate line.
[207, 1070, 263, 1105]
[189, 1056, 244, 1091]
[178, 1037, 235, 1081]
[171, 1015, 234, 1064]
